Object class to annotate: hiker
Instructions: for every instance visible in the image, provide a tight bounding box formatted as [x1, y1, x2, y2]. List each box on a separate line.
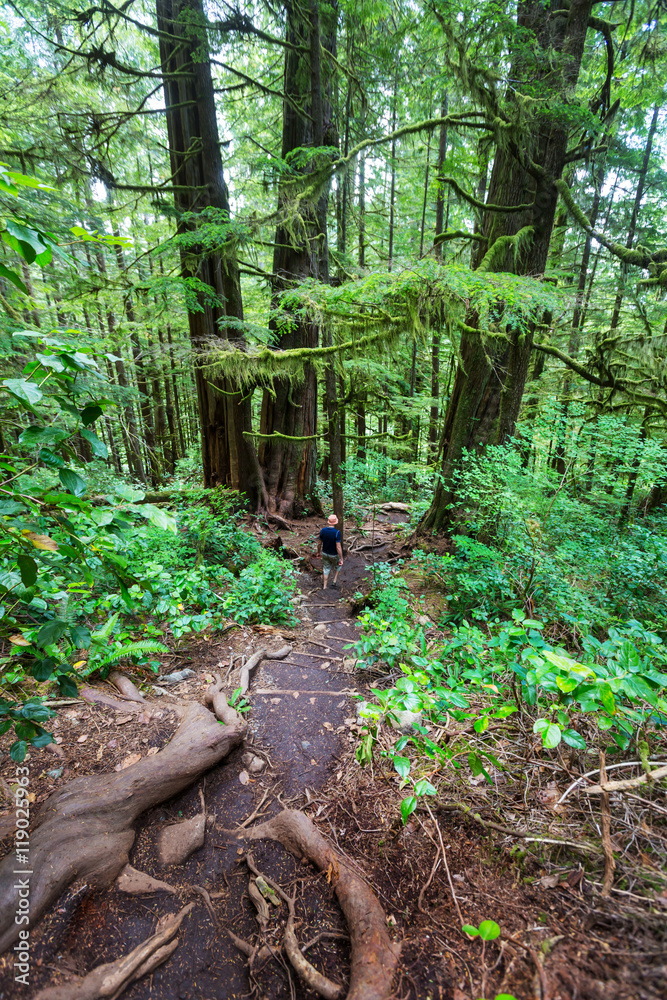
[315, 514, 344, 590]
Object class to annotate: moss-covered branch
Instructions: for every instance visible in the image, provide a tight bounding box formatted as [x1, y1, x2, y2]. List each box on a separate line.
[440, 177, 535, 215]
[534, 341, 667, 416]
[555, 178, 667, 268]
[477, 227, 534, 272]
[434, 229, 488, 245]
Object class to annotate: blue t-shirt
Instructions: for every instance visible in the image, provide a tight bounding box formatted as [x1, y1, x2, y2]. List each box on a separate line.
[319, 526, 341, 556]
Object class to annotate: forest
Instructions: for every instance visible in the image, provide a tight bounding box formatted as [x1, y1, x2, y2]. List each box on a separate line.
[0, 0, 666, 998]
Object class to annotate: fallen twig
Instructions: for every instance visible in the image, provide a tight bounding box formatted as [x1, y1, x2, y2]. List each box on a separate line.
[585, 763, 667, 795]
[238, 787, 273, 829]
[599, 752, 615, 898]
[424, 802, 463, 926]
[245, 853, 344, 1000]
[557, 760, 667, 804]
[435, 802, 600, 855]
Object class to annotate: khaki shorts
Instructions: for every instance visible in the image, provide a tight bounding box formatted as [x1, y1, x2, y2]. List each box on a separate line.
[322, 553, 338, 576]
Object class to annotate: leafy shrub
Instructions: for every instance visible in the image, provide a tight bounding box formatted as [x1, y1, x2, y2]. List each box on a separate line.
[222, 550, 299, 625]
[351, 563, 421, 669]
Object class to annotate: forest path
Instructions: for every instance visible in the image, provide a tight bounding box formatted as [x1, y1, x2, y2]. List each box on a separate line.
[13, 517, 399, 1000]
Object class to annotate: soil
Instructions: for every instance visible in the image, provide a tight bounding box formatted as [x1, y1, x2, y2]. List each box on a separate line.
[0, 513, 665, 1000]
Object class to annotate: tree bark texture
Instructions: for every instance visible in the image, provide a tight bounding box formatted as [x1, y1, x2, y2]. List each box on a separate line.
[156, 0, 262, 506]
[258, 0, 337, 516]
[422, 0, 594, 533]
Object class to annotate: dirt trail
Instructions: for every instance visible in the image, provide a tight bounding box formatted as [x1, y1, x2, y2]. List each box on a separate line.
[0, 520, 389, 1000]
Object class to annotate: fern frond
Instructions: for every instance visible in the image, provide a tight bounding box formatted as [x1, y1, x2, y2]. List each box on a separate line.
[58, 594, 70, 624]
[91, 611, 120, 643]
[99, 640, 168, 667]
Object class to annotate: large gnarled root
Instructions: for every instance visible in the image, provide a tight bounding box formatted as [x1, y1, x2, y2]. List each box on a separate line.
[32, 902, 194, 1000]
[245, 810, 399, 1000]
[0, 701, 245, 955]
[80, 687, 145, 713]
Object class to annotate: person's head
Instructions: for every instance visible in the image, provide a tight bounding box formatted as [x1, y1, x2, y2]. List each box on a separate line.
[327, 514, 338, 527]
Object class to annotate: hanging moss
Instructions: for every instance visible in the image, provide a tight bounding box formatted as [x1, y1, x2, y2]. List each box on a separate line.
[477, 226, 535, 272]
[204, 259, 562, 391]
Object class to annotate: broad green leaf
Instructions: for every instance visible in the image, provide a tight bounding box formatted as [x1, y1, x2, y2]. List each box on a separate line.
[478, 920, 501, 941]
[598, 682, 616, 715]
[59, 468, 87, 497]
[114, 483, 145, 502]
[130, 504, 177, 533]
[2, 220, 49, 263]
[392, 755, 410, 779]
[555, 675, 578, 693]
[562, 729, 586, 750]
[0, 499, 26, 515]
[30, 658, 57, 682]
[413, 778, 437, 796]
[0, 262, 28, 293]
[69, 625, 91, 649]
[2, 378, 43, 406]
[81, 428, 108, 458]
[9, 740, 28, 762]
[30, 732, 54, 748]
[35, 619, 68, 647]
[80, 404, 103, 426]
[468, 751, 484, 776]
[14, 721, 37, 741]
[17, 554, 37, 586]
[461, 924, 479, 937]
[473, 715, 489, 733]
[533, 719, 561, 748]
[57, 675, 78, 697]
[39, 448, 66, 469]
[19, 425, 67, 447]
[400, 795, 417, 824]
[35, 352, 65, 372]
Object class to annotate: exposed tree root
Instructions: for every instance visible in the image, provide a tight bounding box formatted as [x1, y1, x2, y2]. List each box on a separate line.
[115, 865, 176, 895]
[31, 902, 194, 1000]
[108, 671, 145, 703]
[244, 810, 399, 1000]
[157, 788, 206, 865]
[239, 644, 292, 694]
[0, 697, 245, 955]
[80, 687, 146, 713]
[245, 852, 344, 1000]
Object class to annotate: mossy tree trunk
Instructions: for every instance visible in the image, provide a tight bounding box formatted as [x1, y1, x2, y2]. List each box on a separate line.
[421, 0, 594, 534]
[259, 0, 337, 517]
[156, 0, 263, 507]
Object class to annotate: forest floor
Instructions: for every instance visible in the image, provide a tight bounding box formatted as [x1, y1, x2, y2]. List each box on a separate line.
[0, 513, 665, 1000]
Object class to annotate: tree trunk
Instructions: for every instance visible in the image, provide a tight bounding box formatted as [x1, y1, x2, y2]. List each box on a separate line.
[433, 92, 448, 260]
[609, 104, 660, 333]
[421, 0, 594, 534]
[356, 389, 367, 459]
[258, 0, 337, 516]
[113, 233, 161, 488]
[358, 101, 366, 268]
[387, 70, 398, 270]
[156, 0, 263, 507]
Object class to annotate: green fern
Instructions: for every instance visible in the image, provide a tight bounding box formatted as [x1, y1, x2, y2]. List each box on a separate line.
[91, 611, 120, 643]
[98, 640, 168, 667]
